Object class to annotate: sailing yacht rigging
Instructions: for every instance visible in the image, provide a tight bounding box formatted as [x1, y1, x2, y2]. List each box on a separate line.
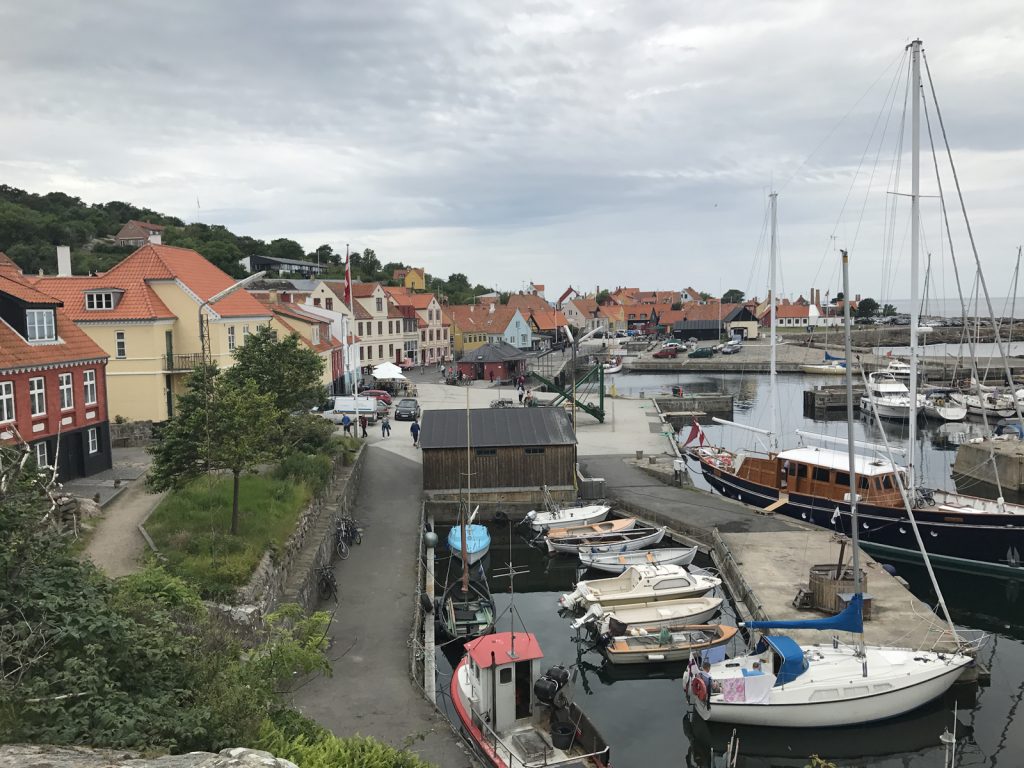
[685, 139, 972, 724]
[691, 40, 1024, 577]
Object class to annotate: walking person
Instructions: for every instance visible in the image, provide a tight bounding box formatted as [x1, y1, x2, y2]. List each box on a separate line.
[341, 414, 352, 436]
[410, 419, 421, 448]
[380, 414, 391, 438]
[518, 388, 525, 405]
[358, 414, 368, 438]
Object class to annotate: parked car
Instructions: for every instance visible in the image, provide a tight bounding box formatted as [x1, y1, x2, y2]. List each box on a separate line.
[661, 340, 683, 349]
[653, 347, 679, 359]
[314, 396, 381, 424]
[615, 330, 628, 338]
[358, 389, 393, 405]
[688, 347, 714, 359]
[394, 398, 421, 420]
[722, 341, 742, 354]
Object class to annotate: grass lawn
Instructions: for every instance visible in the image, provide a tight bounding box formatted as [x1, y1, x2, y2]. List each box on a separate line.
[146, 472, 313, 601]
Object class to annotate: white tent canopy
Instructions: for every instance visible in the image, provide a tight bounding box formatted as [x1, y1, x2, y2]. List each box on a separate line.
[372, 362, 406, 381]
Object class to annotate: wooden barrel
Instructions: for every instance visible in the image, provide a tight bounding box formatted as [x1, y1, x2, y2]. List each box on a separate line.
[808, 564, 867, 615]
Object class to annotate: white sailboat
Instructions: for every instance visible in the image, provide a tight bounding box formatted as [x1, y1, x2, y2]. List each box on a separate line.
[523, 485, 611, 533]
[687, 43, 973, 728]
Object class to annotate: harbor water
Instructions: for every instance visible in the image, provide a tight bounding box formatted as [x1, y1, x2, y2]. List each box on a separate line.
[434, 370, 1024, 767]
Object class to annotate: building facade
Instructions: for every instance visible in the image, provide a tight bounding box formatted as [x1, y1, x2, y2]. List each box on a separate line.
[35, 243, 272, 422]
[0, 253, 112, 480]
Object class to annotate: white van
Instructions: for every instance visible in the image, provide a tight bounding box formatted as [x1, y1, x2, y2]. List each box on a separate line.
[313, 396, 381, 424]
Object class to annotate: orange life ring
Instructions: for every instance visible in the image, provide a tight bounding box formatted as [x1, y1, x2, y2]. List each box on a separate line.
[691, 676, 708, 702]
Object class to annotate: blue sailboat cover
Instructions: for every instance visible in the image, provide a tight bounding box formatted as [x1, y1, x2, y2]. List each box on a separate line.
[764, 635, 809, 685]
[824, 351, 846, 362]
[745, 593, 864, 634]
[448, 524, 490, 556]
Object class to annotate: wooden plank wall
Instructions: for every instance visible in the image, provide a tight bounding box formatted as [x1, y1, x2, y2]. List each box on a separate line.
[422, 445, 576, 490]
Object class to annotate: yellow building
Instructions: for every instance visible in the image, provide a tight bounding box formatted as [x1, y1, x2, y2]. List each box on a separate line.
[392, 267, 426, 292]
[35, 243, 272, 422]
[259, 299, 341, 391]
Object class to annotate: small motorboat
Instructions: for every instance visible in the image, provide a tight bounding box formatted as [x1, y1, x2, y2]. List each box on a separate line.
[546, 517, 637, 540]
[448, 523, 491, 564]
[559, 564, 721, 610]
[603, 358, 623, 375]
[526, 503, 611, 532]
[579, 546, 698, 574]
[546, 525, 667, 555]
[451, 632, 611, 767]
[602, 623, 738, 665]
[571, 595, 724, 632]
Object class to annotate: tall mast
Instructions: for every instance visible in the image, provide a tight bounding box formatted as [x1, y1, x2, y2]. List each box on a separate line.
[461, 386, 471, 593]
[908, 39, 922, 492]
[769, 191, 779, 451]
[840, 249, 864, 656]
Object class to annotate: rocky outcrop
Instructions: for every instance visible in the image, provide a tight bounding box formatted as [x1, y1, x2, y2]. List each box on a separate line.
[0, 745, 297, 768]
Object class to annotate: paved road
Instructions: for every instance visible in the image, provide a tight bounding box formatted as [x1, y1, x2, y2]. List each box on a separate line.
[579, 454, 804, 539]
[292, 439, 475, 767]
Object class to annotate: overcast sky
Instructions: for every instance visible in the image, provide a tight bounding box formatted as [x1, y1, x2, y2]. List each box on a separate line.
[2, 1, 1022, 306]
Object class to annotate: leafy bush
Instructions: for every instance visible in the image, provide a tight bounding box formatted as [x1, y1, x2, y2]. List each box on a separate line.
[282, 413, 337, 454]
[257, 716, 437, 768]
[274, 451, 334, 494]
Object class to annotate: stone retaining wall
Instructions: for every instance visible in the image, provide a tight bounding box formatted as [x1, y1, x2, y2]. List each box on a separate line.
[212, 447, 366, 629]
[109, 420, 156, 448]
[0, 745, 296, 768]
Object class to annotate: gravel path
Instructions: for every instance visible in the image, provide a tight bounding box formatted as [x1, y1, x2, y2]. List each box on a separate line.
[83, 478, 165, 578]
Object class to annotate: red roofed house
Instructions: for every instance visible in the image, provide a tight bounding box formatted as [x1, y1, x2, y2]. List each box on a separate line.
[260, 299, 343, 391]
[32, 243, 272, 422]
[0, 252, 112, 479]
[115, 220, 165, 248]
[350, 282, 420, 369]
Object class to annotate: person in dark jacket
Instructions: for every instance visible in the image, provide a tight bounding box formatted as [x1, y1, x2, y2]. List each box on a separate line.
[410, 419, 421, 448]
[358, 414, 368, 438]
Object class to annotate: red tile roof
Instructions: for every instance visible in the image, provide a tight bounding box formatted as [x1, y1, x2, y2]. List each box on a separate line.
[0, 273, 60, 304]
[0, 251, 23, 278]
[447, 304, 518, 334]
[32, 243, 270, 321]
[775, 304, 811, 319]
[351, 282, 381, 298]
[680, 302, 739, 322]
[507, 294, 551, 313]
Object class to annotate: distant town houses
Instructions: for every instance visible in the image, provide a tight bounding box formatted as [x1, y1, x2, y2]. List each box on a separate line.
[0, 251, 112, 480]
[445, 304, 533, 355]
[240, 253, 326, 277]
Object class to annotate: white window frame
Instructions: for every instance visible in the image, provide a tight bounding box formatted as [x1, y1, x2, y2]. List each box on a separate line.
[26, 309, 56, 342]
[34, 441, 48, 468]
[59, 372, 74, 410]
[243, 324, 250, 340]
[85, 292, 116, 310]
[311, 326, 319, 345]
[228, 326, 236, 351]
[0, 381, 14, 423]
[87, 427, 99, 454]
[83, 369, 97, 405]
[29, 376, 46, 416]
[115, 331, 126, 359]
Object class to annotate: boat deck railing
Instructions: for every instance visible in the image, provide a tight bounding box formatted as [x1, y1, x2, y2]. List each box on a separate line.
[474, 711, 611, 768]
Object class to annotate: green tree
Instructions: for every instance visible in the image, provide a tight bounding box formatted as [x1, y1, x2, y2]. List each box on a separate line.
[722, 288, 745, 303]
[148, 370, 280, 535]
[856, 297, 880, 318]
[224, 326, 326, 412]
[882, 303, 897, 317]
[596, 289, 612, 304]
[268, 238, 307, 262]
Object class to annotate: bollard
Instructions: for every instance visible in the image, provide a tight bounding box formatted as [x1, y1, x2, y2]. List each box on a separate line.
[635, 450, 643, 460]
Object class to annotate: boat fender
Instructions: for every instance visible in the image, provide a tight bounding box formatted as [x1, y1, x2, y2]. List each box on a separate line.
[544, 665, 570, 687]
[533, 676, 561, 705]
[420, 592, 434, 614]
[881, 563, 898, 577]
[690, 676, 708, 703]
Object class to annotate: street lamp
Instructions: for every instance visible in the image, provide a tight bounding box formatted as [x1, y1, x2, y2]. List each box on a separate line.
[196, 270, 266, 472]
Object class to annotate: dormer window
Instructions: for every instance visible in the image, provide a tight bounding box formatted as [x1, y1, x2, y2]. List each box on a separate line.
[26, 309, 56, 342]
[85, 291, 120, 310]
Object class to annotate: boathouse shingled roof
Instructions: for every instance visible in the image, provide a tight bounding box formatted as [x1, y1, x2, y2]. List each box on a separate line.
[419, 407, 576, 450]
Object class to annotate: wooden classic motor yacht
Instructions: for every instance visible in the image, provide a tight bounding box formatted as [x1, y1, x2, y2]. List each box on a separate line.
[451, 631, 611, 767]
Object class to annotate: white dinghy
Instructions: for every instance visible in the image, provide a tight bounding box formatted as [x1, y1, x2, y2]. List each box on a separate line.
[571, 595, 724, 632]
[579, 546, 697, 574]
[523, 485, 611, 532]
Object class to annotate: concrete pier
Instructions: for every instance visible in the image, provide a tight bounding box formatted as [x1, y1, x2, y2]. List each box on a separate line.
[711, 529, 960, 652]
[953, 439, 1024, 492]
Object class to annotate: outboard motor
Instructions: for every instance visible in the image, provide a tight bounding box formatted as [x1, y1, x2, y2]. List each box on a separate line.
[570, 603, 604, 630]
[559, 586, 585, 610]
[533, 665, 571, 706]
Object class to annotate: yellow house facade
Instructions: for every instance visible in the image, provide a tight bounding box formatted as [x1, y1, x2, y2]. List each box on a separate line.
[35, 243, 272, 422]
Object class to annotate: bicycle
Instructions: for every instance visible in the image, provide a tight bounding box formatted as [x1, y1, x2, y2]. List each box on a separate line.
[317, 565, 338, 602]
[335, 515, 363, 559]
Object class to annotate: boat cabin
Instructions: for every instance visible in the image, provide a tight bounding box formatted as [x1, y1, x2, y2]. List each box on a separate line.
[463, 632, 545, 734]
[734, 446, 907, 507]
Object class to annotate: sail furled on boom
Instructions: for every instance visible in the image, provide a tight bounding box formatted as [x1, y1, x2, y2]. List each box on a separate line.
[744, 593, 863, 634]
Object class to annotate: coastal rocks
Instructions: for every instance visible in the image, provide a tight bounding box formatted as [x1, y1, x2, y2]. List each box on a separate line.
[0, 745, 298, 768]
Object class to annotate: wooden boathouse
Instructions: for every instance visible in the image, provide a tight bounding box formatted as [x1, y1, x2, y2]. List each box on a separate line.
[420, 407, 577, 501]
